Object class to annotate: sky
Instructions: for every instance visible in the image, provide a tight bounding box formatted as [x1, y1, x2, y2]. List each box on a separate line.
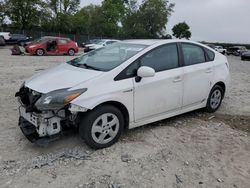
[80, 0, 250, 43]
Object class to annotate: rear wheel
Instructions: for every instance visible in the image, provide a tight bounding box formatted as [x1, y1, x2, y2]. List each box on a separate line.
[205, 85, 224, 113]
[36, 48, 45, 56]
[79, 105, 124, 149]
[68, 49, 75, 56]
[19, 41, 25, 47]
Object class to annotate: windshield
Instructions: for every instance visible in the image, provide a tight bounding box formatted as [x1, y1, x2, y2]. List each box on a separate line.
[67, 42, 147, 71]
[96, 40, 106, 45]
[89, 39, 101, 44]
[33, 37, 49, 44]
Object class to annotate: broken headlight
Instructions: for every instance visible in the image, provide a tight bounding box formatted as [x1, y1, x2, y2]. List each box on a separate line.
[35, 88, 87, 111]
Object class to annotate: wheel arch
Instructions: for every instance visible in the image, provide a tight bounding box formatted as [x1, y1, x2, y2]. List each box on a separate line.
[213, 81, 226, 98]
[91, 101, 130, 130]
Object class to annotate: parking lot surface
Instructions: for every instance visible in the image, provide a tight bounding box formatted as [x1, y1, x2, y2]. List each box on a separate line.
[0, 47, 250, 188]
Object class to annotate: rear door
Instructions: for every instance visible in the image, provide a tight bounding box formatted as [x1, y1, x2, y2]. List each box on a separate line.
[57, 39, 69, 54]
[180, 43, 214, 107]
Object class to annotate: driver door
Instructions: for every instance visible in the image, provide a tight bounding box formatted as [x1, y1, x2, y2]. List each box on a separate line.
[134, 43, 183, 122]
[46, 39, 58, 54]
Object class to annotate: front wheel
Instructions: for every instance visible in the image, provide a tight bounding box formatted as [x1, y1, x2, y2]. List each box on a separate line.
[36, 48, 45, 56]
[205, 85, 224, 113]
[68, 49, 75, 56]
[79, 105, 124, 149]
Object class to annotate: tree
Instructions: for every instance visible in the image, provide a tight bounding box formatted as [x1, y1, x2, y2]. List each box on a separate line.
[73, 5, 106, 36]
[72, 0, 126, 37]
[0, 1, 6, 28]
[101, 0, 126, 37]
[42, 0, 80, 32]
[4, 0, 46, 30]
[172, 22, 191, 39]
[122, 0, 174, 38]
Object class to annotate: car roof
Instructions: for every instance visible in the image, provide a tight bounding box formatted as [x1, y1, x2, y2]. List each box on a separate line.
[42, 36, 70, 40]
[122, 39, 203, 46]
[101, 39, 120, 42]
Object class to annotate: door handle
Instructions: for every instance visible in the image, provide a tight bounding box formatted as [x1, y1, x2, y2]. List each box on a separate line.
[173, 76, 182, 83]
[205, 68, 212, 73]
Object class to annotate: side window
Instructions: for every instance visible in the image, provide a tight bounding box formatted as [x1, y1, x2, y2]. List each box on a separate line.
[140, 43, 179, 72]
[204, 48, 215, 61]
[114, 43, 179, 81]
[182, 43, 206, 66]
[58, 39, 68, 44]
[114, 60, 140, 81]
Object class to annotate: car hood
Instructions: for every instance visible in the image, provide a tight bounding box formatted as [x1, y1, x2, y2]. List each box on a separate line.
[25, 63, 103, 93]
[28, 42, 45, 47]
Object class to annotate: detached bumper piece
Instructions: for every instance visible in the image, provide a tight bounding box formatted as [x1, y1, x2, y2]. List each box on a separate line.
[19, 117, 60, 147]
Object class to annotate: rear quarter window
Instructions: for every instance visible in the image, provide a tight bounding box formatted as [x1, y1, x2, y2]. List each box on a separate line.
[204, 48, 215, 61]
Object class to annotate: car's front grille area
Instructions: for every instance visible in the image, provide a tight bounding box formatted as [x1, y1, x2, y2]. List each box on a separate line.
[15, 86, 41, 113]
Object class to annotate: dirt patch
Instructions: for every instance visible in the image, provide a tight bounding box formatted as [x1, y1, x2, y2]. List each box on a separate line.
[202, 113, 250, 134]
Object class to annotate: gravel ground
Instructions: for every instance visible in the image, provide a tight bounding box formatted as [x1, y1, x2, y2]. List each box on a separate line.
[0, 47, 250, 188]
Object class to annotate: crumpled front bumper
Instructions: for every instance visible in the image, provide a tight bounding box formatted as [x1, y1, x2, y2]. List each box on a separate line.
[18, 104, 66, 146]
[19, 117, 60, 146]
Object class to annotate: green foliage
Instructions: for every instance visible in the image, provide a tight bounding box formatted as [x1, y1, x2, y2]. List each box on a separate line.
[2, 0, 175, 39]
[73, 5, 106, 36]
[172, 22, 192, 39]
[0, 1, 6, 27]
[42, 0, 80, 32]
[122, 0, 174, 38]
[4, 0, 46, 30]
[101, 0, 126, 37]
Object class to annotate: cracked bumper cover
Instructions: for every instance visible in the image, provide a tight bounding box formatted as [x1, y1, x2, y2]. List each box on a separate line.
[18, 105, 65, 145]
[18, 117, 60, 146]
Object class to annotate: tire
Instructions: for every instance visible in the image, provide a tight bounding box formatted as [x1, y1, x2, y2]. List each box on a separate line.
[19, 41, 25, 47]
[79, 105, 124, 149]
[68, 49, 75, 56]
[205, 85, 224, 113]
[36, 48, 45, 56]
[0, 36, 5, 46]
[241, 57, 245, 61]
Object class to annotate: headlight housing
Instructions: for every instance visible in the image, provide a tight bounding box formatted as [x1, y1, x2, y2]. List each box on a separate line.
[35, 88, 87, 111]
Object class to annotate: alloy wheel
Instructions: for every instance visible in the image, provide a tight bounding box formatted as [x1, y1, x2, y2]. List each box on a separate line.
[91, 113, 120, 144]
[210, 89, 222, 109]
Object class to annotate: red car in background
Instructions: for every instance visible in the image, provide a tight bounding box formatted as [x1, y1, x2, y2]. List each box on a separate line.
[25, 36, 79, 56]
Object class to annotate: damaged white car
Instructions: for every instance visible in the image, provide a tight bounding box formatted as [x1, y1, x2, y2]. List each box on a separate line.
[16, 40, 230, 149]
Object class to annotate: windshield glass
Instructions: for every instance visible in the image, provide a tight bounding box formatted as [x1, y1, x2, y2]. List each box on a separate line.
[96, 40, 106, 45]
[67, 42, 147, 71]
[33, 37, 49, 44]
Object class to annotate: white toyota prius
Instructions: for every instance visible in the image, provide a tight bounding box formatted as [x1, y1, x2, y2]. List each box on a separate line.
[16, 39, 230, 149]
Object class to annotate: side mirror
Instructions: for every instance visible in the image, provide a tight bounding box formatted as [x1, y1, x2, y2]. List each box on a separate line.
[136, 66, 155, 82]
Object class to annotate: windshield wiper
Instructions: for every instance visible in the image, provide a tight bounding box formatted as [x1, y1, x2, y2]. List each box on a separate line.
[82, 63, 102, 71]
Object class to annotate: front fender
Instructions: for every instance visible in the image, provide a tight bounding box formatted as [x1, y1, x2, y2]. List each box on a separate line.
[70, 91, 134, 122]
